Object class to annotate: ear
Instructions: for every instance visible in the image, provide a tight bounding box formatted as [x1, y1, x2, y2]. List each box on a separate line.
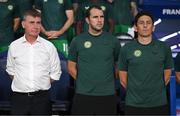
[22, 21, 25, 28]
[85, 17, 89, 24]
[133, 25, 137, 32]
[152, 25, 155, 32]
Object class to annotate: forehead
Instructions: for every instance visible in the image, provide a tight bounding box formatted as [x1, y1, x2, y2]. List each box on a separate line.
[25, 15, 41, 21]
[138, 15, 152, 22]
[90, 8, 104, 16]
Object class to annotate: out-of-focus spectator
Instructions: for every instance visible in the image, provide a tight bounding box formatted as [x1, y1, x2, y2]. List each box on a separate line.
[108, 0, 138, 35]
[15, 0, 34, 39]
[34, 0, 74, 57]
[0, 0, 20, 49]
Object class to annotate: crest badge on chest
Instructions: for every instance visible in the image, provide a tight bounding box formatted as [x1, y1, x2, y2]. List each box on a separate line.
[84, 41, 92, 48]
[8, 5, 13, 10]
[134, 50, 142, 57]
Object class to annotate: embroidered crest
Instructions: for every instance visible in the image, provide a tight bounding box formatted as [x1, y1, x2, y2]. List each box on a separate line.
[84, 41, 92, 48]
[134, 50, 142, 57]
[101, 6, 106, 11]
[58, 0, 63, 4]
[8, 5, 13, 10]
[85, 6, 89, 10]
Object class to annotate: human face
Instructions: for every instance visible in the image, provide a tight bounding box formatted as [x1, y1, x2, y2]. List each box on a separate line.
[86, 8, 104, 35]
[134, 15, 155, 38]
[22, 15, 41, 38]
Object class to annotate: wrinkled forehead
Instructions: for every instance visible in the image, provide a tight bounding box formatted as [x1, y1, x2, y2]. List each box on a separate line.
[24, 15, 41, 21]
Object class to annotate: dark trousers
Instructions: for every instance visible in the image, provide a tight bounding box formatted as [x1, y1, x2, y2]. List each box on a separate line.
[11, 90, 51, 115]
[125, 104, 169, 115]
[71, 93, 117, 115]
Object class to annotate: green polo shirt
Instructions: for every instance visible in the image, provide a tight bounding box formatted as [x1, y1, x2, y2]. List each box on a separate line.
[118, 39, 173, 107]
[68, 31, 120, 96]
[112, 0, 136, 34]
[34, 0, 73, 57]
[0, 0, 19, 46]
[34, 0, 73, 40]
[76, 0, 113, 32]
[112, 0, 135, 26]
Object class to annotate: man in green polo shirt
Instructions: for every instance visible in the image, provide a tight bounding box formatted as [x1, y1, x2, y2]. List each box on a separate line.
[76, 0, 114, 35]
[0, 0, 20, 51]
[15, 0, 34, 39]
[118, 11, 173, 115]
[68, 5, 120, 114]
[34, 0, 74, 57]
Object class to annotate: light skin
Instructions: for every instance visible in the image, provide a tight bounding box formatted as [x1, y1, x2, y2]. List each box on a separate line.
[119, 15, 171, 88]
[176, 72, 180, 83]
[22, 15, 41, 44]
[68, 8, 104, 80]
[13, 18, 20, 32]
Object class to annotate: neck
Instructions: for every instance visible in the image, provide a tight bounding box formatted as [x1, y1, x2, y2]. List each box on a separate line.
[137, 36, 152, 45]
[25, 34, 38, 44]
[88, 30, 102, 36]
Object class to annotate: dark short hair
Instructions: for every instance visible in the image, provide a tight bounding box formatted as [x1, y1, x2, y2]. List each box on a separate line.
[134, 11, 154, 26]
[85, 5, 103, 18]
[23, 9, 41, 20]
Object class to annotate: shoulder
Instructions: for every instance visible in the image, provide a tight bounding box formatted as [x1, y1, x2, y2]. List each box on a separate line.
[39, 36, 54, 46]
[9, 37, 23, 48]
[153, 39, 169, 48]
[102, 32, 116, 38]
[74, 32, 89, 40]
[123, 40, 136, 47]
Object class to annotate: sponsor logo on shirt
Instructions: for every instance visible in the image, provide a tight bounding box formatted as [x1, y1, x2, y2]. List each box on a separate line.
[58, 0, 63, 4]
[84, 41, 92, 48]
[8, 5, 13, 10]
[134, 50, 142, 57]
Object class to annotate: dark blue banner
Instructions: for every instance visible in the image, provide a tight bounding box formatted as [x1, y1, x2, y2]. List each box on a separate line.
[142, 0, 180, 6]
[140, 5, 180, 19]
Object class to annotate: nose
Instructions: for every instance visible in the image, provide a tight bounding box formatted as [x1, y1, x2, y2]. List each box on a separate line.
[143, 23, 148, 28]
[33, 22, 41, 29]
[98, 16, 103, 22]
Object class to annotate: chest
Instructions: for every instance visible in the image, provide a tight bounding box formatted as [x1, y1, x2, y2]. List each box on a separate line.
[77, 39, 114, 60]
[126, 46, 165, 66]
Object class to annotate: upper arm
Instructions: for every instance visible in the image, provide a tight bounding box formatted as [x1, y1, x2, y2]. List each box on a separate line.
[65, 10, 74, 20]
[176, 72, 180, 83]
[164, 44, 173, 69]
[68, 60, 76, 70]
[6, 45, 15, 76]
